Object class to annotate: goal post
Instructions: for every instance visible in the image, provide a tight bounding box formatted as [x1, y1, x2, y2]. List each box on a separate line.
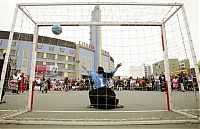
[27, 24, 38, 111]
[161, 24, 172, 111]
[181, 5, 200, 97]
[0, 2, 199, 123]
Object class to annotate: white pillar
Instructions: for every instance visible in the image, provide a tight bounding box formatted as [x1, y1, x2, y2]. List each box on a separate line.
[0, 5, 18, 100]
[75, 44, 80, 80]
[91, 5, 102, 70]
[28, 24, 38, 111]
[161, 24, 172, 111]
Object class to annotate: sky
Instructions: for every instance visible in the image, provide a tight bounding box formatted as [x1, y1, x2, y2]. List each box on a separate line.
[0, 0, 199, 58]
[0, 0, 199, 76]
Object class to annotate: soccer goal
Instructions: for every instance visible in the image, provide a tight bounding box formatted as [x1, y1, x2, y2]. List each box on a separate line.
[0, 2, 199, 125]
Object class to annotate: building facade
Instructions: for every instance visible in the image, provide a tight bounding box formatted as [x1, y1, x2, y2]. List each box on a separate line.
[152, 58, 190, 75]
[0, 31, 114, 80]
[179, 59, 190, 70]
[129, 64, 152, 78]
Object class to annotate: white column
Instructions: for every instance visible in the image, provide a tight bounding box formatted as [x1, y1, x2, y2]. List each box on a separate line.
[0, 6, 18, 99]
[75, 44, 80, 80]
[91, 5, 102, 70]
[161, 24, 172, 111]
[97, 26, 102, 67]
[28, 24, 38, 111]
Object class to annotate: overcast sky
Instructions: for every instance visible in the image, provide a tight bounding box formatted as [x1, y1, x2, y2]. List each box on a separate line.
[0, 0, 199, 58]
[0, 0, 199, 76]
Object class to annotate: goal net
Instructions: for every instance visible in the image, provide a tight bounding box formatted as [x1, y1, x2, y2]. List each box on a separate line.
[0, 2, 199, 124]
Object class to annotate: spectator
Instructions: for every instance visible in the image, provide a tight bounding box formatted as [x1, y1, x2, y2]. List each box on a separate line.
[172, 76, 179, 90]
[129, 77, 134, 90]
[0, 53, 11, 103]
[178, 72, 185, 92]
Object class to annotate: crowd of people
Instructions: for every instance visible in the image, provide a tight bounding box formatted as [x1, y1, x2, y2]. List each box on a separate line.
[34, 76, 92, 93]
[0, 51, 199, 109]
[1, 71, 199, 95]
[0, 53, 199, 105]
[171, 72, 198, 91]
[33, 72, 198, 93]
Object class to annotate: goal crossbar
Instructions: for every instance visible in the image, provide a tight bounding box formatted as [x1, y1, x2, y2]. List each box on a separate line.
[17, 2, 183, 7]
[37, 21, 163, 27]
[17, 2, 183, 26]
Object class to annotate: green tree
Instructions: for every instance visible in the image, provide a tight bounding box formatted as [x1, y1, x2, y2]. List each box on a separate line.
[198, 60, 200, 69]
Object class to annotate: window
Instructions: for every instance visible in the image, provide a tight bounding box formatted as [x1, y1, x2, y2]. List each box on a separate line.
[68, 64, 75, 70]
[37, 52, 44, 58]
[10, 59, 17, 68]
[57, 55, 66, 60]
[68, 72, 75, 78]
[46, 53, 55, 60]
[57, 63, 65, 69]
[10, 49, 18, 56]
[58, 71, 64, 77]
[36, 61, 43, 65]
[68, 56, 75, 62]
[0, 49, 4, 56]
[46, 62, 55, 66]
[88, 58, 92, 69]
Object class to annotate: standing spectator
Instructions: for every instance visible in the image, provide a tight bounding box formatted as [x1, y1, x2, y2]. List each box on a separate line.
[184, 74, 189, 91]
[123, 79, 128, 90]
[151, 76, 155, 90]
[187, 75, 193, 90]
[19, 73, 25, 93]
[179, 72, 185, 92]
[139, 79, 143, 91]
[172, 76, 179, 90]
[68, 79, 72, 90]
[0, 53, 11, 103]
[132, 79, 136, 90]
[160, 73, 166, 92]
[85, 77, 91, 90]
[116, 79, 120, 90]
[118, 80, 123, 91]
[90, 78, 94, 90]
[59, 79, 64, 90]
[17, 70, 21, 93]
[46, 78, 51, 91]
[10, 72, 18, 94]
[135, 77, 140, 90]
[51, 79, 56, 91]
[159, 74, 163, 85]
[129, 77, 134, 90]
[193, 75, 198, 91]
[142, 76, 147, 91]
[41, 75, 46, 91]
[154, 73, 160, 91]
[42, 81, 48, 93]
[146, 78, 152, 91]
[63, 77, 68, 91]
[35, 78, 42, 91]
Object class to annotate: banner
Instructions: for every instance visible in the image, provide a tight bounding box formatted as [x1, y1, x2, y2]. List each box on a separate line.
[35, 65, 58, 77]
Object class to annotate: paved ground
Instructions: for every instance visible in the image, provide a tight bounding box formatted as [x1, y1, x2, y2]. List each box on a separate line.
[0, 90, 199, 111]
[0, 124, 199, 129]
[0, 90, 199, 127]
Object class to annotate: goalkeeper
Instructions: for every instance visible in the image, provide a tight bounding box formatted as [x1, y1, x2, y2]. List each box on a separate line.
[82, 63, 123, 109]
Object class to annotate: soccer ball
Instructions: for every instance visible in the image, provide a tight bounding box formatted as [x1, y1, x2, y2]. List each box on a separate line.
[52, 24, 62, 35]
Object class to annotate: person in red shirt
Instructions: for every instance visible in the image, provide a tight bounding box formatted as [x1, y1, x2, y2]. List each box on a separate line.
[20, 73, 25, 93]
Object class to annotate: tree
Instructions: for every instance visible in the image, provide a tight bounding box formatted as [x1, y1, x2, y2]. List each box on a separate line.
[198, 60, 200, 69]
